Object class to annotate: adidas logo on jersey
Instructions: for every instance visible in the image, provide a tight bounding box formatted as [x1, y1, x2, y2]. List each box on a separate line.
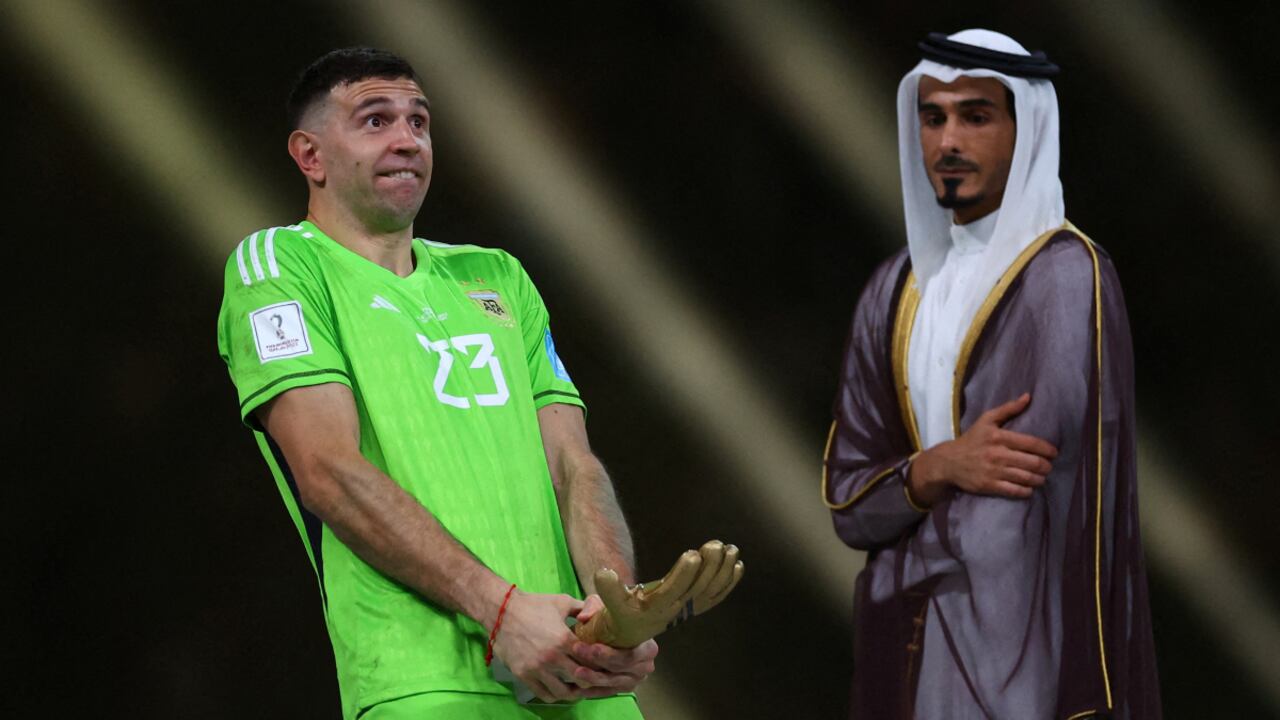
[371, 295, 401, 312]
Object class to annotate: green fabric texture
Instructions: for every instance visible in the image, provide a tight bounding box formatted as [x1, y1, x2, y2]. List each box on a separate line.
[217, 221, 588, 718]
[359, 692, 643, 719]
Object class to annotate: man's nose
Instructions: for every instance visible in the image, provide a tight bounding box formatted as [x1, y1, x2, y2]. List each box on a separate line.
[389, 119, 421, 154]
[939, 117, 963, 154]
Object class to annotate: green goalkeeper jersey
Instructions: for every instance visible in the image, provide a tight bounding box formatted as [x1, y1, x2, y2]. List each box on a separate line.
[216, 220, 586, 716]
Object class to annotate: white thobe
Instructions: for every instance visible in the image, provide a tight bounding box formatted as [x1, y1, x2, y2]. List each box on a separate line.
[908, 210, 1000, 450]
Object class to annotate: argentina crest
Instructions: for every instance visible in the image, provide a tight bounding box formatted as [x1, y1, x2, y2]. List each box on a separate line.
[466, 290, 515, 328]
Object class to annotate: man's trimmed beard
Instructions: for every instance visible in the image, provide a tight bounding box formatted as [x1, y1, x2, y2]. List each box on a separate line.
[936, 177, 982, 209]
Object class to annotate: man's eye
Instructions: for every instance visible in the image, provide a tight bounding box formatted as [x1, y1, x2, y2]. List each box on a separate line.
[968, 113, 989, 125]
[411, 116, 426, 129]
[366, 116, 383, 128]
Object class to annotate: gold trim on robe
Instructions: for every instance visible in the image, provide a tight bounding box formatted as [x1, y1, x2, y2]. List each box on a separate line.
[891, 272, 923, 453]
[1074, 224, 1114, 710]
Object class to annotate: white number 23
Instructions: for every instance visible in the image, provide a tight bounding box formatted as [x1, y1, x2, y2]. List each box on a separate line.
[417, 333, 510, 409]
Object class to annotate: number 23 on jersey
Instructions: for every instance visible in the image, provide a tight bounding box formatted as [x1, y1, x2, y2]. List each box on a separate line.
[416, 332, 510, 409]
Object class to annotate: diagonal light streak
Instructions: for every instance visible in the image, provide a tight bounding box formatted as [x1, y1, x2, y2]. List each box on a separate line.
[700, 0, 902, 235]
[1, 0, 695, 717]
[1137, 441, 1280, 710]
[2, 0, 285, 263]
[700, 0, 1280, 712]
[1054, 0, 1280, 277]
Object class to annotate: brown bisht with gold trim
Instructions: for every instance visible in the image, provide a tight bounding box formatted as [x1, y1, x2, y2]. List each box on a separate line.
[823, 226, 1161, 719]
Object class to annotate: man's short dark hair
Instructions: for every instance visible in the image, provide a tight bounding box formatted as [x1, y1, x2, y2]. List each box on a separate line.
[287, 47, 423, 129]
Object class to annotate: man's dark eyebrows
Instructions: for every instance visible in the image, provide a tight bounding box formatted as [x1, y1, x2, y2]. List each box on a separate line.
[918, 101, 943, 113]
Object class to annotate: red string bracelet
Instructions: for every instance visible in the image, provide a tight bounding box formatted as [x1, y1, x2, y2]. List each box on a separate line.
[485, 583, 517, 666]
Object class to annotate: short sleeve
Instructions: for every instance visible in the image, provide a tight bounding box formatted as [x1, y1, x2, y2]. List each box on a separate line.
[506, 254, 586, 412]
[216, 228, 351, 428]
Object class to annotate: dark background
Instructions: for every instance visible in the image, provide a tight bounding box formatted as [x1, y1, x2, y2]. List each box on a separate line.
[7, 0, 1278, 717]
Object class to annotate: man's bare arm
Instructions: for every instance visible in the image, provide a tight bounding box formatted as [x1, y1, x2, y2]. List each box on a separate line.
[260, 382, 509, 621]
[537, 403, 636, 590]
[259, 383, 597, 703]
[537, 403, 657, 694]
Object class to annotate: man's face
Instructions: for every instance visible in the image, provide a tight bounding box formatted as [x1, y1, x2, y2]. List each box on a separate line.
[917, 75, 1015, 223]
[308, 76, 433, 232]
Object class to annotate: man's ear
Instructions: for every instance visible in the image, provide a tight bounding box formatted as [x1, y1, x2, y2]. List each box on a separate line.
[288, 129, 325, 186]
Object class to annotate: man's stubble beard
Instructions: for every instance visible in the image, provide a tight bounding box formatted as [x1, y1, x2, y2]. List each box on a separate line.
[350, 182, 426, 234]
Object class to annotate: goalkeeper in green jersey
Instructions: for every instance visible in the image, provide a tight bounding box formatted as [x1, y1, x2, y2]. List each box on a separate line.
[217, 48, 654, 719]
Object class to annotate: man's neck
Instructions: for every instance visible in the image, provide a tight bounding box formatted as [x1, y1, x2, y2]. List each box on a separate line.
[307, 200, 416, 277]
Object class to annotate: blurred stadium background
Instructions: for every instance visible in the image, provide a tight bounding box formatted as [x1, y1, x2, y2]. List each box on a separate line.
[6, 0, 1277, 717]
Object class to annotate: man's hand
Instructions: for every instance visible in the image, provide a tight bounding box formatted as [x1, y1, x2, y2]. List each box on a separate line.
[490, 590, 593, 703]
[547, 591, 660, 691]
[908, 393, 1058, 506]
[551, 595, 658, 697]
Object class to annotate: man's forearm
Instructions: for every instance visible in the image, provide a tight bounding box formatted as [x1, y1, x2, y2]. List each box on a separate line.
[556, 454, 636, 591]
[301, 452, 509, 628]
